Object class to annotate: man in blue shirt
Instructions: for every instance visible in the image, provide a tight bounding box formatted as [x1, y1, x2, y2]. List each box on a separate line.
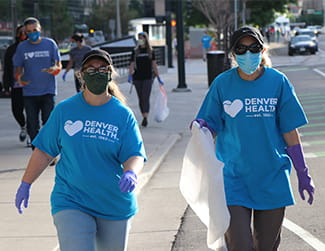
[13, 17, 61, 147]
[201, 31, 212, 61]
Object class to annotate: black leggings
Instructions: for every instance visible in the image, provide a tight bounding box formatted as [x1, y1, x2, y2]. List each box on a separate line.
[11, 88, 25, 128]
[225, 206, 285, 251]
[133, 79, 153, 114]
[74, 75, 82, 93]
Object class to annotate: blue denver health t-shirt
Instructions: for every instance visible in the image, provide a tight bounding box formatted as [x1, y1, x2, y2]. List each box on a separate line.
[32, 93, 146, 220]
[13, 37, 61, 96]
[196, 67, 308, 210]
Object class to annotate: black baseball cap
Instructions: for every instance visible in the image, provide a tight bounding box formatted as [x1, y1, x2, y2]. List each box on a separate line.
[82, 49, 113, 66]
[230, 26, 264, 50]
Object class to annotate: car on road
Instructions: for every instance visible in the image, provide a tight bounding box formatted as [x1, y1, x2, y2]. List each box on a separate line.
[288, 35, 317, 56]
[295, 28, 318, 43]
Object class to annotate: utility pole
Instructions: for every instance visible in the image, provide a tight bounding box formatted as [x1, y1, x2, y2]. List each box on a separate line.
[116, 0, 122, 38]
[242, 0, 246, 26]
[323, 0, 325, 28]
[173, 0, 190, 92]
[165, 0, 173, 68]
[234, 0, 238, 30]
[11, 0, 17, 38]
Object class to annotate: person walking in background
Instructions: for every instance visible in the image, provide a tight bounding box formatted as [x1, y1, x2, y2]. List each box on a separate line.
[193, 26, 315, 251]
[2, 24, 28, 143]
[62, 33, 91, 92]
[15, 49, 146, 251]
[13, 17, 61, 148]
[201, 30, 212, 61]
[128, 31, 163, 127]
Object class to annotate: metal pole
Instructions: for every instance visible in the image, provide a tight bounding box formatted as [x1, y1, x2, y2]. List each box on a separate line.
[11, 0, 17, 38]
[323, 0, 325, 27]
[116, 0, 122, 38]
[173, 0, 190, 92]
[234, 0, 238, 30]
[242, 0, 246, 26]
[166, 0, 173, 68]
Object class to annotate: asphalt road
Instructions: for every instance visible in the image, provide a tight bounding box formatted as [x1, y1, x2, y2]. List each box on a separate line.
[172, 37, 325, 251]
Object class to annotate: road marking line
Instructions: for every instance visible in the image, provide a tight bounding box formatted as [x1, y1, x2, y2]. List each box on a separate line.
[304, 152, 318, 158]
[298, 92, 325, 97]
[313, 68, 325, 78]
[283, 218, 325, 251]
[303, 122, 325, 128]
[307, 116, 325, 121]
[301, 131, 325, 136]
[302, 103, 325, 109]
[303, 140, 325, 146]
[281, 67, 309, 72]
[305, 110, 325, 115]
[301, 99, 325, 104]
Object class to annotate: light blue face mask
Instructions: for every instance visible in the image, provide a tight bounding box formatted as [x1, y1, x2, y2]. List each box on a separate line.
[235, 51, 262, 75]
[71, 42, 77, 48]
[27, 31, 41, 42]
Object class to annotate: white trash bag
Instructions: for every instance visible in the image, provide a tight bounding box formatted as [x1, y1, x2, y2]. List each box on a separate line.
[153, 84, 169, 122]
[180, 121, 230, 250]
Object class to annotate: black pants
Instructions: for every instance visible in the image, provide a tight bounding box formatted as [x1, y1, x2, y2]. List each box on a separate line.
[74, 75, 82, 93]
[225, 206, 285, 251]
[24, 94, 55, 142]
[133, 79, 153, 114]
[11, 87, 25, 128]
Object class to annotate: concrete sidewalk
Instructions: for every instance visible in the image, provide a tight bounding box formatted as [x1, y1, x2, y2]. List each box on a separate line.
[0, 43, 293, 251]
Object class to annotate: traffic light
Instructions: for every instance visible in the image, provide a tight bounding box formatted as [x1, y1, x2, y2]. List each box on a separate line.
[171, 20, 176, 27]
[186, 0, 192, 19]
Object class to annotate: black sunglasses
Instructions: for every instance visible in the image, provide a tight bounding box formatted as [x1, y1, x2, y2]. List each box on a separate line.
[234, 43, 262, 55]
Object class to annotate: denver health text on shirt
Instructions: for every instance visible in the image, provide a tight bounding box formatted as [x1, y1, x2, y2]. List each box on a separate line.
[223, 97, 278, 118]
[24, 50, 50, 60]
[64, 119, 119, 142]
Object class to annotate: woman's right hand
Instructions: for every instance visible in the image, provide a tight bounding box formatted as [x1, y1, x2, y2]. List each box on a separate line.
[15, 181, 31, 214]
[128, 75, 133, 83]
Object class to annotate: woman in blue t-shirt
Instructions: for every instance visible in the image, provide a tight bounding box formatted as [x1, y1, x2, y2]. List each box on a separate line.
[15, 49, 146, 251]
[193, 26, 315, 251]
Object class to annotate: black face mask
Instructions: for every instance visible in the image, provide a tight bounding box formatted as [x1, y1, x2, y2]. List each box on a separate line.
[83, 72, 111, 95]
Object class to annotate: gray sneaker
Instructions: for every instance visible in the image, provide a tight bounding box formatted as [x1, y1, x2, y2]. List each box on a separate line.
[19, 127, 27, 142]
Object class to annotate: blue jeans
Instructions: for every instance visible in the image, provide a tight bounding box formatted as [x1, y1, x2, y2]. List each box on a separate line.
[23, 94, 55, 142]
[53, 210, 131, 251]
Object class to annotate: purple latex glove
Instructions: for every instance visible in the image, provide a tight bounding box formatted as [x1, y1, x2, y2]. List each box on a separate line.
[286, 144, 315, 205]
[190, 119, 214, 135]
[128, 75, 133, 83]
[15, 181, 31, 214]
[119, 170, 137, 193]
[157, 77, 164, 85]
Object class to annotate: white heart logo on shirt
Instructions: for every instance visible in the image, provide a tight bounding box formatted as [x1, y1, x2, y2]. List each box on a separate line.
[223, 99, 243, 118]
[27, 52, 34, 58]
[64, 120, 83, 136]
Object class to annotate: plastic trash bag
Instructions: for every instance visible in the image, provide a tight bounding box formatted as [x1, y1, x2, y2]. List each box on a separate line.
[153, 84, 169, 122]
[180, 121, 230, 250]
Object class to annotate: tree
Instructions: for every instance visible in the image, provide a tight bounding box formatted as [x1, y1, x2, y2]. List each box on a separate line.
[192, 0, 234, 51]
[246, 0, 297, 27]
[86, 0, 129, 40]
[50, 0, 73, 41]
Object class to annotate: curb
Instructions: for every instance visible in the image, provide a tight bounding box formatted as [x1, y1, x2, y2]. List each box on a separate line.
[135, 133, 182, 195]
